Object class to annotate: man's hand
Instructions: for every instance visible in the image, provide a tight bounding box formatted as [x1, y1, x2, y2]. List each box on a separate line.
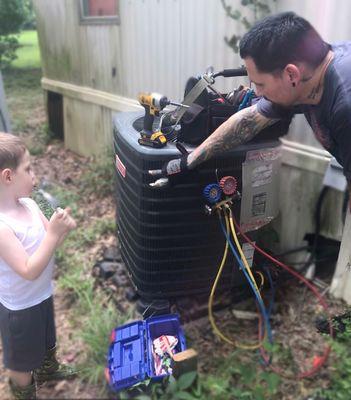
[148, 154, 189, 188]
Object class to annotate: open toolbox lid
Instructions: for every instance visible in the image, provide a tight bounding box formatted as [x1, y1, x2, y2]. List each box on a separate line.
[107, 314, 186, 391]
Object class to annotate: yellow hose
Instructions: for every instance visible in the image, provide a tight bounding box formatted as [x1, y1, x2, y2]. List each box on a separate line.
[228, 207, 262, 299]
[255, 270, 265, 290]
[208, 209, 265, 349]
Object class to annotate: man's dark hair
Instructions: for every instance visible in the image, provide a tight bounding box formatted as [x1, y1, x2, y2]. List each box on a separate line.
[239, 12, 330, 73]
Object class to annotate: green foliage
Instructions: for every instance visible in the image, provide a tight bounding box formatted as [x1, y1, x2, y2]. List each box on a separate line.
[199, 350, 281, 400]
[221, 0, 275, 53]
[118, 372, 198, 400]
[148, 373, 198, 400]
[22, 0, 36, 30]
[314, 319, 351, 400]
[0, 36, 20, 69]
[119, 350, 281, 400]
[0, 0, 27, 68]
[0, 0, 26, 36]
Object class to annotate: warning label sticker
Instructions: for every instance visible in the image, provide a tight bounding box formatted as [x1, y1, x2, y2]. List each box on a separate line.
[252, 192, 267, 216]
[252, 163, 273, 187]
[246, 148, 281, 162]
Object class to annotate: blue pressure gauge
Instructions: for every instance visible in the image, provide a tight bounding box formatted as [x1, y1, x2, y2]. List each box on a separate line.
[203, 183, 222, 204]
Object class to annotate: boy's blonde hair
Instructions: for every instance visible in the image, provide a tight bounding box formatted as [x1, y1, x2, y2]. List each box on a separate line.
[0, 132, 27, 170]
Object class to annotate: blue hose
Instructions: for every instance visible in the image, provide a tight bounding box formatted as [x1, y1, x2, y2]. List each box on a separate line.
[219, 218, 273, 344]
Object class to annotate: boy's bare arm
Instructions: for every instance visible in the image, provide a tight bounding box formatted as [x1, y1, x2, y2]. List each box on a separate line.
[0, 224, 60, 280]
[187, 104, 278, 169]
[0, 209, 76, 281]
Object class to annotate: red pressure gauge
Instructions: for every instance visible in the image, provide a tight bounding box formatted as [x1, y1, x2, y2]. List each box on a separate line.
[219, 176, 237, 196]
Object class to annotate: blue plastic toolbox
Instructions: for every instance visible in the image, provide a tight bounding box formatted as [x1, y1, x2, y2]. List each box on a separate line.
[105, 314, 187, 392]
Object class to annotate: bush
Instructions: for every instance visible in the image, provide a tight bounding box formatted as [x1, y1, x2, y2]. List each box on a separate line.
[22, 0, 36, 30]
[0, 0, 26, 68]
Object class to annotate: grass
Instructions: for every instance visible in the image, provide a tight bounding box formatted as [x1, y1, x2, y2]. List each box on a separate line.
[55, 198, 127, 394]
[2, 67, 43, 134]
[12, 30, 41, 69]
[3, 30, 42, 96]
[2, 69, 45, 155]
[314, 321, 351, 400]
[80, 149, 116, 198]
[2, 29, 50, 152]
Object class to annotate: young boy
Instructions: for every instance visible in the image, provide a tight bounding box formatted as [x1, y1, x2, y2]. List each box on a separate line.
[0, 132, 77, 399]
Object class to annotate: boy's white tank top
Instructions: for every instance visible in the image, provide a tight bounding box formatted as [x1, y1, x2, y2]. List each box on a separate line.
[0, 197, 54, 310]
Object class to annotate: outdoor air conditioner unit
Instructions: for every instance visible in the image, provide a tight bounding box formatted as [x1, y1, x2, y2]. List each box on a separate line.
[112, 111, 284, 303]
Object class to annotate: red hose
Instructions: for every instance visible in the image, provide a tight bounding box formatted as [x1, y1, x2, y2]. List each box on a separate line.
[234, 218, 333, 379]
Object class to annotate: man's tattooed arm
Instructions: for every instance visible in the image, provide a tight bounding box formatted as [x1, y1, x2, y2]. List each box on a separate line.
[187, 104, 278, 169]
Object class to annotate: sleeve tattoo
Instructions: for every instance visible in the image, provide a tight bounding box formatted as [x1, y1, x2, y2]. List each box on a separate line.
[187, 104, 279, 169]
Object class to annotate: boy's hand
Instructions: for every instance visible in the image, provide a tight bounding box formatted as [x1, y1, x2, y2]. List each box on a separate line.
[48, 207, 77, 239]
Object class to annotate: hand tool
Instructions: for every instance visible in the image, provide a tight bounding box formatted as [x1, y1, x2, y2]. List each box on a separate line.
[138, 92, 186, 148]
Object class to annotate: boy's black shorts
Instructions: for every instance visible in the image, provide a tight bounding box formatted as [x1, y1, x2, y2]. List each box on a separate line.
[0, 296, 56, 372]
